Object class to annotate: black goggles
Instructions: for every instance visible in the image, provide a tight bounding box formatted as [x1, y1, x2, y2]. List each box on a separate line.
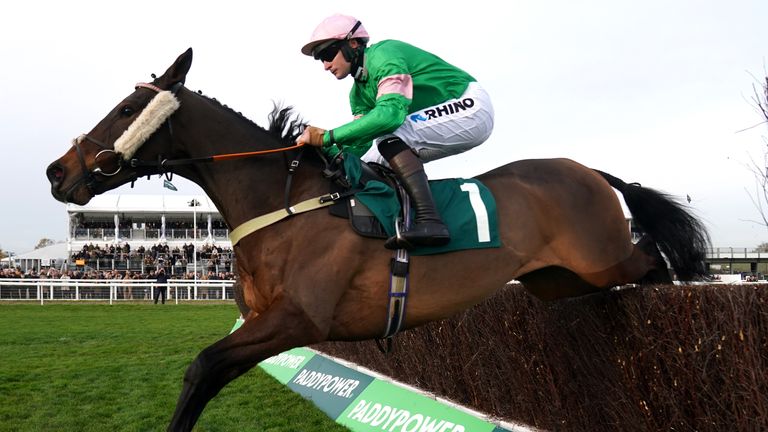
[313, 41, 343, 62]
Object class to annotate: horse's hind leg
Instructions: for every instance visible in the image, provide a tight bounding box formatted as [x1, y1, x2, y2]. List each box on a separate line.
[634, 235, 673, 284]
[167, 294, 324, 432]
[577, 235, 672, 288]
[519, 236, 672, 301]
[518, 266, 604, 301]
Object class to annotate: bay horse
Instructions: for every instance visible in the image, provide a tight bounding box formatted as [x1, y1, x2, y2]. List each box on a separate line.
[46, 49, 708, 431]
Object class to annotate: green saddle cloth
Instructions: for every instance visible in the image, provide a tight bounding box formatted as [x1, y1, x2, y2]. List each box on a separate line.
[343, 153, 500, 256]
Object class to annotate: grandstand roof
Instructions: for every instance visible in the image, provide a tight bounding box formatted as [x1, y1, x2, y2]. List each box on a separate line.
[66, 194, 221, 214]
[13, 242, 69, 260]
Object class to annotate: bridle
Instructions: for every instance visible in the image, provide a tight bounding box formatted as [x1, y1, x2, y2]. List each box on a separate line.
[67, 81, 306, 196]
[67, 133, 121, 198]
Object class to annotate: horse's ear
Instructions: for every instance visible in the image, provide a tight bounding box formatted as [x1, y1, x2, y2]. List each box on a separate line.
[158, 48, 193, 88]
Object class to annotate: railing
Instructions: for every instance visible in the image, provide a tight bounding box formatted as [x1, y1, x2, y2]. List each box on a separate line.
[707, 247, 768, 260]
[0, 278, 236, 304]
[168, 229, 206, 240]
[73, 228, 112, 240]
[71, 228, 229, 241]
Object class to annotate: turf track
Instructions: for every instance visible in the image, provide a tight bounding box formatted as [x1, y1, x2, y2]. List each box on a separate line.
[0, 303, 350, 431]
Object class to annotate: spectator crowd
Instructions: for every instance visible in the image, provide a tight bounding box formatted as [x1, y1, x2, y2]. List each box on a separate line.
[0, 267, 236, 281]
[71, 242, 233, 273]
[1, 242, 236, 281]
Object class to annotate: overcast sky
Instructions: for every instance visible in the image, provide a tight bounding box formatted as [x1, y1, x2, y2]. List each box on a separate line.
[1, 0, 767, 254]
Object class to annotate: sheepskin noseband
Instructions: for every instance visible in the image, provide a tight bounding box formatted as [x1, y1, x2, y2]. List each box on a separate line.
[113, 90, 180, 159]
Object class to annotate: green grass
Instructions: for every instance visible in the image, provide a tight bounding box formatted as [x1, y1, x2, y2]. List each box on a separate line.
[0, 303, 350, 432]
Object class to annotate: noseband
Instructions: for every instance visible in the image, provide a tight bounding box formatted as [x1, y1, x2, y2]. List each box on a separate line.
[66, 134, 121, 197]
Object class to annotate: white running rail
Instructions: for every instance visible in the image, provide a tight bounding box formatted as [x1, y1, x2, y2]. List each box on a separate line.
[0, 278, 235, 305]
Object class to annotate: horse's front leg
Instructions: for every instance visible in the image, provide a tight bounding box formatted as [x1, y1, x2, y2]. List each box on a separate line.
[167, 293, 326, 432]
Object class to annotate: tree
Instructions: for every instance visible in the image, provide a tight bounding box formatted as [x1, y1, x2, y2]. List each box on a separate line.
[745, 75, 768, 241]
[0, 246, 7, 260]
[34, 238, 56, 249]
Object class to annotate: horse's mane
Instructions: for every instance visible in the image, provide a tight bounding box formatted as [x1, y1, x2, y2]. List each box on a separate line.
[192, 89, 306, 146]
[266, 105, 306, 145]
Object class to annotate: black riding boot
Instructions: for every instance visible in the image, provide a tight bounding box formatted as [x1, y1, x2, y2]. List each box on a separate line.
[384, 149, 450, 249]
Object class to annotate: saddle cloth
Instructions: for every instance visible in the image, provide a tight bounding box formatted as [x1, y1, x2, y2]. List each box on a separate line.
[338, 153, 500, 256]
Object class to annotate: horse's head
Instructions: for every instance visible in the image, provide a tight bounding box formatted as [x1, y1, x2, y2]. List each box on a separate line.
[46, 48, 193, 204]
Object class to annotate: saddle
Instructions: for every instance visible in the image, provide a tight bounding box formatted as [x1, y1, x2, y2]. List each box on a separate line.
[321, 152, 500, 256]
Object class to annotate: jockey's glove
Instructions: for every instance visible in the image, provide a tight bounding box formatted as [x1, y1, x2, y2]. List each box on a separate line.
[297, 125, 326, 147]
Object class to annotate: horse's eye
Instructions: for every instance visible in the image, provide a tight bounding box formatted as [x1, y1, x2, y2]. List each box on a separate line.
[120, 106, 134, 117]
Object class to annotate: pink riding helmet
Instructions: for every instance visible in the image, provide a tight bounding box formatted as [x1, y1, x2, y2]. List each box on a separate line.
[301, 14, 370, 57]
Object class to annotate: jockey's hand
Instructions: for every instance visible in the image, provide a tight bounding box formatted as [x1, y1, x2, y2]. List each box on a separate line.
[296, 126, 326, 147]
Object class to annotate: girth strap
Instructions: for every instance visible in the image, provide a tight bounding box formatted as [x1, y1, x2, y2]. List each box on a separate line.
[229, 194, 336, 246]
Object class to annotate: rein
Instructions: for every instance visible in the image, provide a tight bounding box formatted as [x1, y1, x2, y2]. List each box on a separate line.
[71, 81, 306, 192]
[127, 142, 306, 169]
[124, 83, 306, 171]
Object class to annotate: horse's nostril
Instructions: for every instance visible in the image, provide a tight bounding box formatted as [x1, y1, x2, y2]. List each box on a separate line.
[47, 164, 64, 183]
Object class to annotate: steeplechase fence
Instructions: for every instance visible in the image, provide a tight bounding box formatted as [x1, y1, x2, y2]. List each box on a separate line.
[316, 283, 768, 431]
[0, 278, 235, 304]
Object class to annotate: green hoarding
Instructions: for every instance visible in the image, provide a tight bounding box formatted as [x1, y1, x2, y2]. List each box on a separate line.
[338, 380, 501, 432]
[233, 319, 513, 431]
[287, 354, 375, 420]
[259, 347, 316, 384]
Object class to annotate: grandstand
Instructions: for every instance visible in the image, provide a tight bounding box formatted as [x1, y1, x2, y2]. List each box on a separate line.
[66, 194, 233, 277]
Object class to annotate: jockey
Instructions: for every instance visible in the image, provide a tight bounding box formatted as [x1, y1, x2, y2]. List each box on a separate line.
[297, 14, 495, 250]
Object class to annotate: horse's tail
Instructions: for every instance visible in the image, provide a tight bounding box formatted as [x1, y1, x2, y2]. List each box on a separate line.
[594, 169, 710, 281]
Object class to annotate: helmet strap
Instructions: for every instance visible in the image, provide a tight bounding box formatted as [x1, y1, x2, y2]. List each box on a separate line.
[353, 65, 368, 82]
[344, 21, 362, 40]
[341, 43, 368, 83]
